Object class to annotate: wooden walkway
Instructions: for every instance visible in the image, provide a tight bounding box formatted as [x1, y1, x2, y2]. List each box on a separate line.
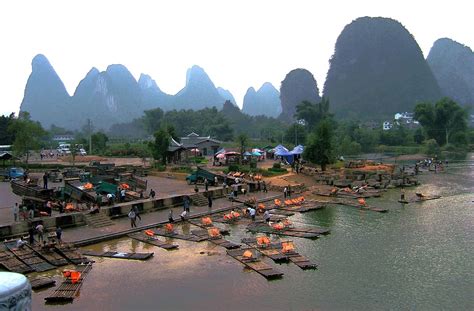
[44, 263, 93, 303]
[0, 245, 33, 274]
[190, 229, 240, 249]
[82, 250, 154, 260]
[29, 276, 56, 290]
[246, 223, 321, 239]
[226, 248, 283, 280]
[4, 242, 56, 272]
[128, 232, 179, 250]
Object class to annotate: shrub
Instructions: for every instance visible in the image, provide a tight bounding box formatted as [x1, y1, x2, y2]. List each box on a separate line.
[272, 162, 281, 169]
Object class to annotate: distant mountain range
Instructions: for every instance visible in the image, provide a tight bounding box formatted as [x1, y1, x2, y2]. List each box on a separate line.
[19, 16, 473, 129]
[242, 83, 281, 118]
[19, 58, 280, 130]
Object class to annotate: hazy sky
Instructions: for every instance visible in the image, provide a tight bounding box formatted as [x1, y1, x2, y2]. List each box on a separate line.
[0, 0, 472, 116]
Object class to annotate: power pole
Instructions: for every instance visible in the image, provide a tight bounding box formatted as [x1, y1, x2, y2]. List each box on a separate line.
[88, 119, 92, 154]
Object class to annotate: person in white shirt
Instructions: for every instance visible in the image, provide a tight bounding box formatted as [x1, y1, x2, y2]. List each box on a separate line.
[249, 207, 256, 221]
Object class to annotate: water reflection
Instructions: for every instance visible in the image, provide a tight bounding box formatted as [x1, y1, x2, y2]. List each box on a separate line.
[31, 165, 474, 310]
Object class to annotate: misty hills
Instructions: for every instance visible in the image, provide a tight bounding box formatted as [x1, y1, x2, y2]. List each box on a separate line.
[324, 17, 442, 119]
[427, 38, 474, 108]
[242, 83, 281, 118]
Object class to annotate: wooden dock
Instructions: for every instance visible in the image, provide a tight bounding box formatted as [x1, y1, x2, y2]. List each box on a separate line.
[246, 223, 321, 239]
[4, 242, 56, 272]
[44, 263, 93, 303]
[29, 276, 56, 290]
[190, 229, 240, 249]
[27, 244, 69, 266]
[128, 232, 179, 250]
[82, 250, 154, 260]
[54, 245, 90, 265]
[0, 245, 33, 274]
[153, 227, 207, 242]
[226, 248, 283, 279]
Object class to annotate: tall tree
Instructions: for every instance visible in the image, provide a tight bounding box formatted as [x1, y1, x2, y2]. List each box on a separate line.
[303, 119, 334, 171]
[414, 98, 469, 146]
[150, 128, 170, 165]
[8, 111, 47, 164]
[0, 113, 15, 145]
[236, 133, 249, 164]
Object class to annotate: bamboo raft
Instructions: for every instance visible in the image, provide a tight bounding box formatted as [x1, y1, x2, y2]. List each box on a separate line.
[241, 238, 288, 262]
[226, 248, 283, 279]
[190, 229, 240, 249]
[187, 219, 231, 235]
[208, 212, 286, 225]
[398, 195, 441, 204]
[312, 199, 388, 213]
[246, 223, 321, 239]
[82, 250, 154, 260]
[242, 238, 318, 270]
[0, 246, 33, 274]
[54, 245, 90, 265]
[29, 276, 56, 290]
[4, 242, 56, 272]
[27, 244, 69, 266]
[44, 263, 93, 303]
[128, 232, 179, 250]
[272, 203, 325, 213]
[153, 227, 207, 242]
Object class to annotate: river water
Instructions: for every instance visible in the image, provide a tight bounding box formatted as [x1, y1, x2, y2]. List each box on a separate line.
[32, 164, 473, 310]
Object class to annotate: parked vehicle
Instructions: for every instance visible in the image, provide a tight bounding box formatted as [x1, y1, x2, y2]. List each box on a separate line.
[186, 167, 218, 185]
[78, 148, 87, 156]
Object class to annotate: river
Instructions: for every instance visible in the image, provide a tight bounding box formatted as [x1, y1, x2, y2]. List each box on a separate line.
[32, 163, 474, 310]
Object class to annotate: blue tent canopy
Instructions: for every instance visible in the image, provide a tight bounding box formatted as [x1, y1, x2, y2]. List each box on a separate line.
[243, 151, 252, 156]
[251, 151, 262, 156]
[290, 145, 304, 155]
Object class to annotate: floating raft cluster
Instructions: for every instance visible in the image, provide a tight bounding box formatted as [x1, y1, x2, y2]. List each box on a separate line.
[242, 238, 318, 270]
[153, 226, 207, 242]
[226, 248, 283, 279]
[82, 250, 154, 261]
[4, 241, 56, 272]
[44, 263, 93, 303]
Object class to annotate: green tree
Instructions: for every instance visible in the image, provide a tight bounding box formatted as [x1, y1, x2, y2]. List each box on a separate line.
[91, 132, 109, 154]
[414, 98, 468, 146]
[284, 123, 307, 146]
[150, 128, 170, 165]
[0, 113, 15, 145]
[236, 133, 248, 164]
[303, 119, 334, 171]
[8, 112, 47, 165]
[413, 127, 425, 144]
